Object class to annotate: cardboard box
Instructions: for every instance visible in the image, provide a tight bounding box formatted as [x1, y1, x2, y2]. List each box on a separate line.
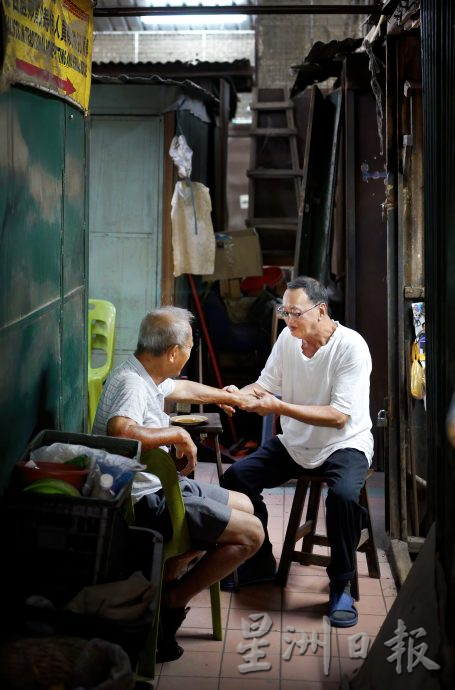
[203, 229, 263, 281]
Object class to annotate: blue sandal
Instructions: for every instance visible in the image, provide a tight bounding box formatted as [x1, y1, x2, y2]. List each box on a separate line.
[328, 590, 358, 628]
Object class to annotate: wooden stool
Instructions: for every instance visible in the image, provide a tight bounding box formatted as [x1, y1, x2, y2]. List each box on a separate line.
[276, 468, 380, 600]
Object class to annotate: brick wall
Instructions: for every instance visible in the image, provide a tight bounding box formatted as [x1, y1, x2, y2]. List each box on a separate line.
[93, 31, 255, 65]
[256, 0, 366, 91]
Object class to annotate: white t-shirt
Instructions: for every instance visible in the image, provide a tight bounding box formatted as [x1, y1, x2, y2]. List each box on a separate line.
[257, 322, 374, 468]
[92, 354, 176, 501]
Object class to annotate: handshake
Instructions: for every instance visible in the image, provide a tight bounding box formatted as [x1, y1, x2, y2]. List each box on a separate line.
[219, 385, 280, 418]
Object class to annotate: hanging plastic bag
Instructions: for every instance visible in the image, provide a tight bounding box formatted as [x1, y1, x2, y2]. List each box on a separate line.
[169, 134, 193, 179]
[410, 339, 426, 400]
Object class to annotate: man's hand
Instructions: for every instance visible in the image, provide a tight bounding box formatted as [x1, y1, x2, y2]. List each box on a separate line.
[173, 427, 198, 476]
[237, 387, 281, 416]
[218, 384, 240, 416]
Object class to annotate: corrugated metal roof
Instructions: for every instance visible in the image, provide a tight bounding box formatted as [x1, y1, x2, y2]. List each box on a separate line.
[91, 59, 254, 117]
[94, 1, 254, 32]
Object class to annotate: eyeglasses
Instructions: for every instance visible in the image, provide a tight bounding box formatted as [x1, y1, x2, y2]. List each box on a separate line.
[276, 303, 322, 320]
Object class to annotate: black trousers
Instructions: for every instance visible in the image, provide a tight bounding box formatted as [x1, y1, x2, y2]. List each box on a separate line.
[221, 436, 369, 583]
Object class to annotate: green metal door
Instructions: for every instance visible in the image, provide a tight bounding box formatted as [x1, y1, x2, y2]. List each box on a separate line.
[88, 115, 163, 366]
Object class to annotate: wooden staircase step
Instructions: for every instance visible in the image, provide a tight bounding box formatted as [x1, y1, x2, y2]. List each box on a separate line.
[250, 101, 294, 110]
[246, 217, 298, 230]
[248, 87, 301, 270]
[249, 128, 297, 136]
[247, 168, 303, 178]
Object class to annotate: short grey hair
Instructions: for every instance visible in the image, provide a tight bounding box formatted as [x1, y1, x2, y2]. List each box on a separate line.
[136, 306, 194, 356]
[286, 276, 328, 306]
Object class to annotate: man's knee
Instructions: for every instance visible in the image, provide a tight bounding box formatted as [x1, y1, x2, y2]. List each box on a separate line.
[230, 510, 264, 556]
[243, 514, 264, 556]
[227, 489, 254, 514]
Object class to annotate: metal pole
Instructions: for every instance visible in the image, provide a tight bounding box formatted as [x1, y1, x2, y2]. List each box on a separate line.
[94, 5, 385, 19]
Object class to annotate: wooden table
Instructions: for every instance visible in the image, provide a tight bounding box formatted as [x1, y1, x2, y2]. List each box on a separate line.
[170, 412, 224, 481]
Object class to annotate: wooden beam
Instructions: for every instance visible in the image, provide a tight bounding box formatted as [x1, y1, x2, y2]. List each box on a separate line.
[95, 5, 386, 19]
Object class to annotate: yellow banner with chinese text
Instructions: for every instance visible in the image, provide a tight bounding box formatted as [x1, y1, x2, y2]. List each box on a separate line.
[1, 0, 93, 113]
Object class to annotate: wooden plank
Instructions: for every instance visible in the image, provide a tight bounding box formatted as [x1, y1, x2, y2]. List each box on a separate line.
[293, 85, 321, 277]
[350, 526, 441, 690]
[404, 285, 425, 299]
[294, 88, 342, 282]
[250, 101, 294, 110]
[389, 538, 413, 585]
[407, 536, 425, 553]
[246, 218, 298, 229]
[249, 128, 297, 136]
[247, 168, 303, 178]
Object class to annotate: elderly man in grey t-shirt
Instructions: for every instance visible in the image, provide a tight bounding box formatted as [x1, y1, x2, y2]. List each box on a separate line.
[93, 306, 263, 662]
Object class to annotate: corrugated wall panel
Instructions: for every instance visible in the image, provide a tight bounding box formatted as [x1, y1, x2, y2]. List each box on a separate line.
[0, 89, 63, 324]
[0, 87, 87, 489]
[61, 107, 87, 431]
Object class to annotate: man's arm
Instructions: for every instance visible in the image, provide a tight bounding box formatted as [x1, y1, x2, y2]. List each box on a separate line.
[237, 391, 349, 429]
[107, 416, 197, 475]
[167, 379, 257, 408]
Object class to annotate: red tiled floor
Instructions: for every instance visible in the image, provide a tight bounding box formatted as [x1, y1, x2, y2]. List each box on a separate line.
[148, 463, 396, 690]
[219, 677, 281, 690]
[227, 607, 282, 632]
[281, 653, 340, 682]
[284, 574, 330, 594]
[221, 651, 281, 679]
[230, 583, 283, 611]
[356, 595, 387, 616]
[281, 682, 340, 690]
[157, 677, 220, 690]
[337, 633, 375, 658]
[181, 605, 229, 630]
[160, 650, 222, 677]
[224, 628, 283, 655]
[383, 596, 397, 612]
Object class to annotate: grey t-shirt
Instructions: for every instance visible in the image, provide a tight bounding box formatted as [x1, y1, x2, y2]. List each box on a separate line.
[92, 354, 176, 502]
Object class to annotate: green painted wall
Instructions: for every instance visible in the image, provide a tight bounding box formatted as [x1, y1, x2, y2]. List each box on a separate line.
[0, 86, 87, 490]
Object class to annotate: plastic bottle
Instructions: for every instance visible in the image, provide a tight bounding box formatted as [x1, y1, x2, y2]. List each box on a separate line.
[92, 473, 114, 500]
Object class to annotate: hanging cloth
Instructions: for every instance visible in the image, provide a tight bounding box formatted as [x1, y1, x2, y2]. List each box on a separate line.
[169, 134, 215, 277]
[171, 179, 216, 277]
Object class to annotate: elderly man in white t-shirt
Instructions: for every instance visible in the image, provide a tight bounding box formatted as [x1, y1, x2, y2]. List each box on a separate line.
[221, 276, 374, 628]
[92, 306, 264, 662]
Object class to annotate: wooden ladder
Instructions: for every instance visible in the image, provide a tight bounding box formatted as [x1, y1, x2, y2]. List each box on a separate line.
[246, 87, 302, 266]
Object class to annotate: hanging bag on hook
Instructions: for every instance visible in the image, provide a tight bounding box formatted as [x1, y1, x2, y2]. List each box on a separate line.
[410, 339, 426, 400]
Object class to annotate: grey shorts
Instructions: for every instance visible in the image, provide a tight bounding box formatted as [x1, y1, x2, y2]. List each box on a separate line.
[135, 477, 231, 551]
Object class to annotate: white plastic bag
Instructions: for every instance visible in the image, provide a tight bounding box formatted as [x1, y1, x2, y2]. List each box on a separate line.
[30, 443, 144, 471]
[169, 134, 193, 179]
[29, 443, 146, 496]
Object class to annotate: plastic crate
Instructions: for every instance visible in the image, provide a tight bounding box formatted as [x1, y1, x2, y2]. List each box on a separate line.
[2, 528, 163, 668]
[1, 430, 142, 606]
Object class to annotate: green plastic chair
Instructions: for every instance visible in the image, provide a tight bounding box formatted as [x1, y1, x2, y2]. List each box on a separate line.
[87, 299, 116, 430]
[136, 448, 223, 678]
